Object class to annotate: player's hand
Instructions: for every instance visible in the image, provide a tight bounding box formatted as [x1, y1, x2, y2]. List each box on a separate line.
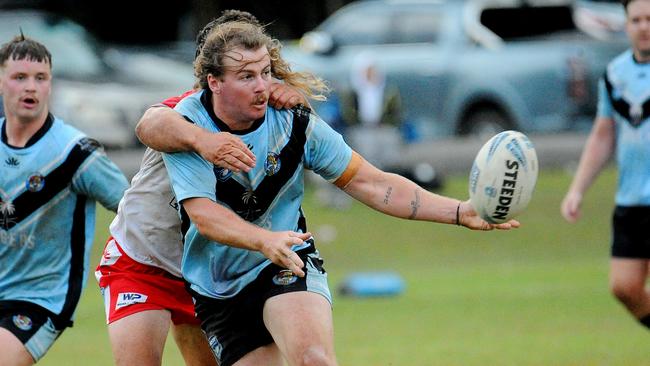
[560, 191, 582, 223]
[268, 82, 307, 110]
[195, 130, 256, 173]
[259, 231, 312, 277]
[458, 201, 520, 231]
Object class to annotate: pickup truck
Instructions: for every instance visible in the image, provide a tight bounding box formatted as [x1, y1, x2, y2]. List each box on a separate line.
[281, 0, 629, 141]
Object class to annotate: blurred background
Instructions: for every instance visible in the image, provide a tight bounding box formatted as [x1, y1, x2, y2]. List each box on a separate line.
[0, 0, 629, 184]
[4, 2, 650, 365]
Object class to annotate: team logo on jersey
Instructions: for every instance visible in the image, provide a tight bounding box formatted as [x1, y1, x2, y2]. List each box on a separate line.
[26, 173, 45, 192]
[265, 152, 281, 176]
[4, 157, 19, 167]
[12, 315, 33, 331]
[630, 103, 644, 127]
[77, 137, 103, 153]
[115, 292, 148, 310]
[213, 166, 233, 182]
[272, 269, 298, 286]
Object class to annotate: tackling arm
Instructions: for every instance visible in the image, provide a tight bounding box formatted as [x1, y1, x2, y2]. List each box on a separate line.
[135, 105, 256, 173]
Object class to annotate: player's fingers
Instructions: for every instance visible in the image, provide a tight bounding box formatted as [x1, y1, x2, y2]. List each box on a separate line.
[283, 95, 300, 110]
[284, 251, 305, 277]
[229, 151, 256, 171]
[290, 231, 312, 241]
[220, 155, 249, 173]
[492, 219, 520, 230]
[269, 88, 289, 109]
[222, 145, 255, 168]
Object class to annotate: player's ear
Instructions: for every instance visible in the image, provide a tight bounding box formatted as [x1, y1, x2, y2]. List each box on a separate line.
[207, 74, 221, 95]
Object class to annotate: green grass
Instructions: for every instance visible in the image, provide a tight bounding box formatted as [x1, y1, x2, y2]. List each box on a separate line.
[41, 167, 650, 365]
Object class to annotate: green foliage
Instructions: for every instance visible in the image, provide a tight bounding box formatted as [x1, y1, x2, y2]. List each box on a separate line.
[40, 167, 650, 365]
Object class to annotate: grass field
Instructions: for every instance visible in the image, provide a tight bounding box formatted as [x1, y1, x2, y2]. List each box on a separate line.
[40, 166, 650, 365]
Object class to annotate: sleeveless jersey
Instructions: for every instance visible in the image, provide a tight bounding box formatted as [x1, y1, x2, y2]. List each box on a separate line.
[0, 115, 128, 328]
[163, 90, 352, 299]
[599, 50, 650, 205]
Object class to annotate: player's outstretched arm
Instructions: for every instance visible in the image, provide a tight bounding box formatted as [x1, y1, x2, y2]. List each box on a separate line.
[340, 152, 519, 231]
[182, 197, 308, 276]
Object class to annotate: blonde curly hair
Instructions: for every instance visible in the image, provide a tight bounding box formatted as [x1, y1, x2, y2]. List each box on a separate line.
[194, 21, 329, 101]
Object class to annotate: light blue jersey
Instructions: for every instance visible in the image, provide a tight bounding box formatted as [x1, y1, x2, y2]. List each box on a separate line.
[598, 50, 650, 206]
[163, 90, 352, 299]
[0, 114, 128, 328]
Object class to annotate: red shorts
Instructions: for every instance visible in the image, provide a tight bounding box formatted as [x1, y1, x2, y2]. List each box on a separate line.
[95, 237, 199, 326]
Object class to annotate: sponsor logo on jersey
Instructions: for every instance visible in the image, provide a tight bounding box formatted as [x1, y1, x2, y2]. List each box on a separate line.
[272, 269, 298, 286]
[5, 157, 19, 167]
[100, 240, 122, 266]
[208, 335, 223, 362]
[265, 152, 281, 176]
[0, 199, 16, 229]
[115, 292, 148, 310]
[213, 166, 232, 182]
[169, 196, 179, 210]
[12, 314, 33, 331]
[77, 137, 103, 153]
[26, 173, 45, 192]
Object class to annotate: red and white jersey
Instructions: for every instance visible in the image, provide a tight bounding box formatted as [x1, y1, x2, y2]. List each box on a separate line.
[108, 90, 195, 277]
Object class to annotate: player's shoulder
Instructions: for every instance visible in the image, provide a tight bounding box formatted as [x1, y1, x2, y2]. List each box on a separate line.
[51, 116, 105, 155]
[607, 49, 635, 76]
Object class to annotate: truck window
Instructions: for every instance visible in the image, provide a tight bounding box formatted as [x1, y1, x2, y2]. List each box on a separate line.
[325, 10, 391, 46]
[392, 12, 442, 44]
[480, 6, 576, 40]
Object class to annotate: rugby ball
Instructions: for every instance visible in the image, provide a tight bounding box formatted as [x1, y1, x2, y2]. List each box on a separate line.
[468, 130, 538, 224]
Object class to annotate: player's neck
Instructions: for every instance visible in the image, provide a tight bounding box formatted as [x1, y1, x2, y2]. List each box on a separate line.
[4, 111, 48, 147]
[634, 49, 650, 63]
[212, 101, 255, 131]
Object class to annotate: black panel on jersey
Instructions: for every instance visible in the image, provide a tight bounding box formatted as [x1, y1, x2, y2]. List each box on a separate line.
[604, 72, 650, 127]
[216, 108, 310, 222]
[179, 205, 191, 244]
[0, 140, 94, 230]
[56, 196, 87, 329]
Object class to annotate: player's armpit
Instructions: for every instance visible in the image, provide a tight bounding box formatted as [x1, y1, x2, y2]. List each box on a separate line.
[334, 151, 363, 189]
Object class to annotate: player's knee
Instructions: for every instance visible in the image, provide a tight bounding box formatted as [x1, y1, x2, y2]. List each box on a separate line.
[296, 345, 335, 366]
[610, 282, 643, 306]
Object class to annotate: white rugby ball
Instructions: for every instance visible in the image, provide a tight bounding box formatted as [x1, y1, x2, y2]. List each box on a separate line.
[468, 130, 538, 224]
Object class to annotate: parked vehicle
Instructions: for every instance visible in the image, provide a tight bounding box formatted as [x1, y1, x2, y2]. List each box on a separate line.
[0, 10, 194, 148]
[281, 0, 629, 141]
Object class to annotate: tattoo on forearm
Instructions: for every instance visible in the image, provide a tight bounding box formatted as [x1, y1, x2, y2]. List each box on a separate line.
[383, 187, 393, 205]
[409, 189, 421, 219]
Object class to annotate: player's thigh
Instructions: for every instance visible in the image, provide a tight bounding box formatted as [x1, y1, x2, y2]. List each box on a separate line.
[233, 343, 283, 366]
[108, 309, 172, 366]
[171, 323, 217, 366]
[263, 291, 335, 365]
[0, 328, 33, 366]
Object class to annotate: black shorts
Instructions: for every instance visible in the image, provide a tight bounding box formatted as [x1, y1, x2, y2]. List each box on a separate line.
[0, 300, 63, 361]
[190, 243, 330, 366]
[611, 205, 650, 259]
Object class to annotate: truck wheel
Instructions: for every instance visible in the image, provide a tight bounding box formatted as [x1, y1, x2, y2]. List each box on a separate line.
[461, 109, 513, 139]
